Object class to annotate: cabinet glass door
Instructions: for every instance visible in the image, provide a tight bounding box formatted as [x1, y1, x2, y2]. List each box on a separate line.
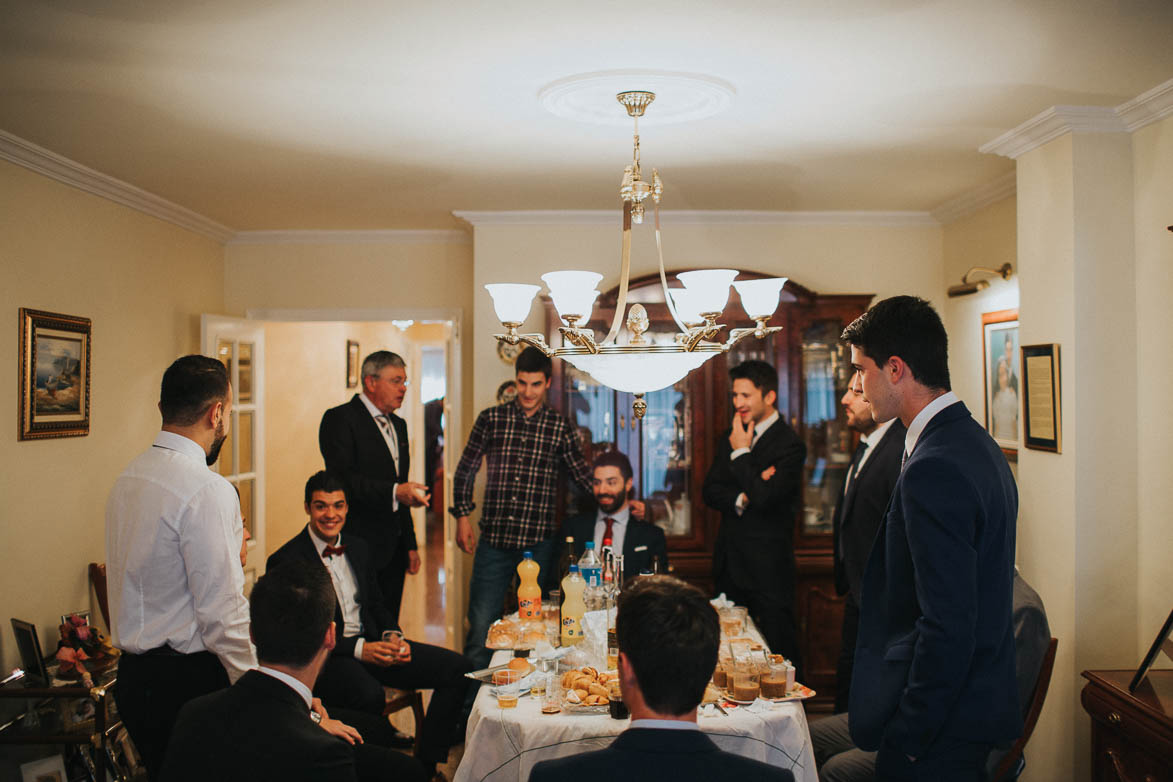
[798, 320, 853, 536]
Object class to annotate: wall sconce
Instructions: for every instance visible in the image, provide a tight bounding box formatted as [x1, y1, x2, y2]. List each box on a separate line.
[947, 262, 1014, 298]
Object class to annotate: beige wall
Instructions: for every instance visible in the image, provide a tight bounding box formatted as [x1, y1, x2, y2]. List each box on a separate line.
[0, 160, 225, 671]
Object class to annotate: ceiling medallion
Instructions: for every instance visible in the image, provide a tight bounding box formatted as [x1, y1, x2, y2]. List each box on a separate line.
[485, 91, 785, 419]
[538, 70, 735, 126]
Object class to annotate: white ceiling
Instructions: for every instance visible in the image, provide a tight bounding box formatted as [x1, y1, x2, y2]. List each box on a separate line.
[1, 0, 1171, 231]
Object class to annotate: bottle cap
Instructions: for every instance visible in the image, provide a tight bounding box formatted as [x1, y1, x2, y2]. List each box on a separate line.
[565, 536, 574, 542]
[523, 550, 532, 559]
[585, 541, 595, 549]
[569, 564, 580, 573]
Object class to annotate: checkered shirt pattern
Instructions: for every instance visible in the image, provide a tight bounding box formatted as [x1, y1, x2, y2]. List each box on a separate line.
[451, 400, 592, 549]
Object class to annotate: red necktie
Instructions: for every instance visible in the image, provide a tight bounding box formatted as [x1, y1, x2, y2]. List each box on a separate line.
[322, 544, 346, 558]
[602, 517, 615, 548]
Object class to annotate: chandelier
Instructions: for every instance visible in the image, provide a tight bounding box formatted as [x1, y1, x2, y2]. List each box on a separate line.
[486, 90, 786, 419]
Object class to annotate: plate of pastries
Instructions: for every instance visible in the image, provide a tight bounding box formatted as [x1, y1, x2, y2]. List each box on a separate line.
[560, 666, 613, 713]
[486, 617, 548, 650]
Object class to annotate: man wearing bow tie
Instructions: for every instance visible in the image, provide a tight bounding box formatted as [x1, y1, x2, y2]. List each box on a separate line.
[320, 351, 432, 625]
[267, 472, 471, 782]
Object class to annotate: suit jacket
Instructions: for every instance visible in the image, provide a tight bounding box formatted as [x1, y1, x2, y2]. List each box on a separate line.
[160, 670, 356, 782]
[832, 419, 906, 603]
[848, 401, 1022, 758]
[267, 527, 398, 658]
[319, 395, 417, 569]
[561, 511, 668, 579]
[528, 727, 794, 782]
[702, 416, 806, 594]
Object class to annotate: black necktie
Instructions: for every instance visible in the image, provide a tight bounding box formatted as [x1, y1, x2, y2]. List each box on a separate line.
[846, 440, 869, 491]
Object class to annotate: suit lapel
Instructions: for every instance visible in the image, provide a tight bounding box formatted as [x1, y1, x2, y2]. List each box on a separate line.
[295, 527, 346, 633]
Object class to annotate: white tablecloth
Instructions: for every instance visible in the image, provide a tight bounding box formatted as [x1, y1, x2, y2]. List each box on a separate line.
[454, 652, 817, 782]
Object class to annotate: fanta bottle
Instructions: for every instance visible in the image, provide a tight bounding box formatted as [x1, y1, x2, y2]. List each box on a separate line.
[517, 550, 542, 620]
[560, 565, 586, 646]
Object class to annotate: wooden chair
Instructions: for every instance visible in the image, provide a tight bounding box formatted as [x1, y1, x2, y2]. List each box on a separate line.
[383, 687, 425, 756]
[990, 637, 1059, 782]
[89, 562, 110, 629]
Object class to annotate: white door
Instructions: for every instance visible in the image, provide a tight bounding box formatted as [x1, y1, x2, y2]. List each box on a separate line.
[202, 315, 266, 593]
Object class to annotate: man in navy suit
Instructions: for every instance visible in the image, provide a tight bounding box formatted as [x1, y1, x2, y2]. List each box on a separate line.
[267, 471, 471, 782]
[320, 350, 432, 625]
[841, 296, 1021, 781]
[529, 576, 793, 782]
[561, 451, 667, 581]
[831, 384, 905, 712]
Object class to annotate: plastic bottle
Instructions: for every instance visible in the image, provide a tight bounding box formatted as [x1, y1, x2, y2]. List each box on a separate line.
[517, 550, 542, 620]
[560, 565, 586, 646]
[578, 541, 603, 610]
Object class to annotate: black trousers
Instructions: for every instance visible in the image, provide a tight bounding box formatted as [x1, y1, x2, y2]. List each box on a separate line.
[714, 571, 804, 681]
[875, 735, 992, 781]
[376, 554, 408, 629]
[835, 599, 860, 713]
[113, 649, 229, 781]
[330, 707, 427, 782]
[314, 640, 472, 766]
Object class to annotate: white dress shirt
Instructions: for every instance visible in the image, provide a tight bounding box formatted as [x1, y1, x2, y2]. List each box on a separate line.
[904, 391, 962, 461]
[105, 431, 256, 682]
[843, 418, 897, 495]
[593, 505, 631, 555]
[629, 719, 699, 731]
[257, 666, 313, 710]
[358, 392, 399, 512]
[306, 526, 367, 660]
[732, 410, 780, 514]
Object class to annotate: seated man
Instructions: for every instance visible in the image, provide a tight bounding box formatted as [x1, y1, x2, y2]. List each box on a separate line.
[161, 563, 355, 781]
[813, 570, 1051, 782]
[561, 450, 668, 580]
[529, 576, 794, 782]
[267, 471, 472, 782]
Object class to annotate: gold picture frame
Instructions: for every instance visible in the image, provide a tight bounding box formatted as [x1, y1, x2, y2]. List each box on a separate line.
[18, 308, 91, 440]
[346, 340, 360, 388]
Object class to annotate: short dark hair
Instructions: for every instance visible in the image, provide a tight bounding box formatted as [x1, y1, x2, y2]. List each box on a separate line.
[304, 470, 348, 505]
[729, 359, 778, 397]
[593, 450, 633, 482]
[616, 575, 719, 716]
[249, 562, 336, 667]
[841, 296, 951, 391]
[515, 347, 552, 379]
[159, 355, 230, 426]
[361, 351, 405, 381]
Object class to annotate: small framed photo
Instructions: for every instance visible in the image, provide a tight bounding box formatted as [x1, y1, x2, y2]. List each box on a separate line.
[20, 754, 67, 782]
[19, 308, 91, 440]
[1021, 343, 1062, 453]
[982, 309, 1019, 458]
[346, 340, 360, 389]
[1130, 607, 1173, 692]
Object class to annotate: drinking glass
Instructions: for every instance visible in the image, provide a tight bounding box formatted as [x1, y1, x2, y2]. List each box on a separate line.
[492, 669, 520, 709]
[608, 679, 629, 720]
[760, 661, 790, 699]
[540, 673, 561, 714]
[381, 629, 409, 661]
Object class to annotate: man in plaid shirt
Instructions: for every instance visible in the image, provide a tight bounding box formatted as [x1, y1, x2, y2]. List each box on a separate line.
[452, 347, 593, 670]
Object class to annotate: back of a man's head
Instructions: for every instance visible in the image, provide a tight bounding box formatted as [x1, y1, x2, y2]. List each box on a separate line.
[617, 575, 719, 716]
[249, 563, 335, 667]
[159, 355, 229, 426]
[841, 295, 951, 391]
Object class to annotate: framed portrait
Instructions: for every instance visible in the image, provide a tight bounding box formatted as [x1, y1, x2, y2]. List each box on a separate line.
[20, 754, 67, 782]
[346, 340, 360, 389]
[19, 308, 91, 440]
[11, 618, 49, 684]
[981, 309, 1019, 458]
[1022, 343, 1062, 453]
[1130, 608, 1173, 692]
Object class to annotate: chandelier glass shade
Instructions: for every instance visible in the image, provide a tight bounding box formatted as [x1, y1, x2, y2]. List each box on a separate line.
[486, 90, 787, 418]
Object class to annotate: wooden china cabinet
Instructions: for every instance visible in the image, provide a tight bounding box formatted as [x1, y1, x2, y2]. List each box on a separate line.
[545, 271, 872, 710]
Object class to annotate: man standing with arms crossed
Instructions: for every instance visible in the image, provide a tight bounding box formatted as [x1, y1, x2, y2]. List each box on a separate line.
[106, 355, 256, 779]
[842, 296, 1020, 781]
[320, 350, 431, 625]
[451, 347, 593, 671]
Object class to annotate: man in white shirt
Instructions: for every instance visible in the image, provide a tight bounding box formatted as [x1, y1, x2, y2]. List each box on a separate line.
[529, 576, 794, 782]
[106, 355, 256, 779]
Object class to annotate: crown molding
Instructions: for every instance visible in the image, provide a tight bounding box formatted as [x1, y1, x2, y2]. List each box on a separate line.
[1116, 77, 1173, 132]
[453, 209, 937, 227]
[228, 229, 469, 245]
[930, 172, 1017, 224]
[0, 129, 235, 242]
[980, 106, 1127, 159]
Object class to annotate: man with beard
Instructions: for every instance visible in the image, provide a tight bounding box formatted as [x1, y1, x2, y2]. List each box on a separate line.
[561, 451, 667, 581]
[106, 355, 256, 779]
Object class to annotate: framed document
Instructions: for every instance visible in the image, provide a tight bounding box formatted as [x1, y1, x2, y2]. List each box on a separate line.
[1130, 607, 1173, 693]
[1021, 343, 1061, 453]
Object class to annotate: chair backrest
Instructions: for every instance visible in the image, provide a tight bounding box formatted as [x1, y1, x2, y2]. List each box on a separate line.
[990, 637, 1058, 782]
[89, 562, 110, 630]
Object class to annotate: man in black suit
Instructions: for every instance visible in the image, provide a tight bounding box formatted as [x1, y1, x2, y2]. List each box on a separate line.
[161, 563, 355, 781]
[561, 451, 667, 580]
[267, 471, 471, 782]
[529, 576, 793, 782]
[831, 384, 905, 712]
[320, 350, 431, 625]
[702, 359, 806, 673]
[842, 297, 1021, 781]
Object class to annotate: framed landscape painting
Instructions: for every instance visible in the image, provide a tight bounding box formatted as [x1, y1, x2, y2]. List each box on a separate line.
[982, 309, 1019, 459]
[19, 308, 91, 440]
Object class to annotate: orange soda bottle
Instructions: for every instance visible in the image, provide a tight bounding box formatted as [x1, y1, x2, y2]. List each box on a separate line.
[517, 550, 542, 620]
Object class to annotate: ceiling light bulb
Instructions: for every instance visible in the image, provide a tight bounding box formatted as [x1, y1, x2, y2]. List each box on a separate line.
[676, 269, 738, 315]
[541, 271, 604, 323]
[484, 283, 540, 324]
[733, 278, 788, 319]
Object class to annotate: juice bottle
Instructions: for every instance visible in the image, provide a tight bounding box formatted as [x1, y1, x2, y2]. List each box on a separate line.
[517, 550, 542, 620]
[560, 565, 586, 646]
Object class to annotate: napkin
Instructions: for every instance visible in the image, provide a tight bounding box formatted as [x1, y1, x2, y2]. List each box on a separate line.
[710, 593, 734, 610]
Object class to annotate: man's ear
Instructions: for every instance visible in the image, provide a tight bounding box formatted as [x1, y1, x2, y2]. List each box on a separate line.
[323, 622, 336, 653]
[207, 398, 224, 428]
[764, 389, 777, 408]
[886, 355, 909, 384]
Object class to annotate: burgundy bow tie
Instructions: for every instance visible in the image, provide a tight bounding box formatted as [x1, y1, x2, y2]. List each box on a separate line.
[322, 544, 346, 558]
